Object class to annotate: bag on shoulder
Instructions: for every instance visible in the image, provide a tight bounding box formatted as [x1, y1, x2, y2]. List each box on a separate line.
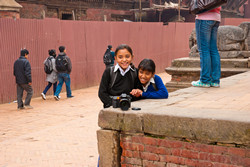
[56, 55, 68, 71]
[189, 0, 227, 15]
[44, 57, 53, 74]
[103, 51, 112, 65]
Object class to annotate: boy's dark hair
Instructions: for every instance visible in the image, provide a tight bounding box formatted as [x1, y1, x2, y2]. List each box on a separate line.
[20, 49, 29, 57]
[59, 46, 65, 52]
[108, 45, 112, 50]
[138, 59, 156, 74]
[115, 44, 133, 56]
[48, 49, 56, 57]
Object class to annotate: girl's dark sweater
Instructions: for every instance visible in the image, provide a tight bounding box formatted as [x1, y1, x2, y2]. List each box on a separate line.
[98, 67, 141, 108]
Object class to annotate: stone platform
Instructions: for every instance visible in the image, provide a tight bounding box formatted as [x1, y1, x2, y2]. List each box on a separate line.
[98, 72, 250, 166]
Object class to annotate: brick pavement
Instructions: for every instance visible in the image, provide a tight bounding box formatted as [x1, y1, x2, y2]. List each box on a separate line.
[0, 86, 102, 167]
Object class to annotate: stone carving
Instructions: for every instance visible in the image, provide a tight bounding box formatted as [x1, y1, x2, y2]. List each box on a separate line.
[189, 22, 250, 58]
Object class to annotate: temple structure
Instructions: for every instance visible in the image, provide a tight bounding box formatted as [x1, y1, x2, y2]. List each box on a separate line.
[0, 0, 22, 19]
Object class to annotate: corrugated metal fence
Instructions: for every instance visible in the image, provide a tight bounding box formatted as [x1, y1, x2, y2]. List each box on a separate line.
[0, 18, 195, 104]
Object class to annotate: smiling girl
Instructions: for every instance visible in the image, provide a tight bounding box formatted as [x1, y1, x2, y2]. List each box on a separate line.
[98, 44, 141, 108]
[131, 59, 168, 99]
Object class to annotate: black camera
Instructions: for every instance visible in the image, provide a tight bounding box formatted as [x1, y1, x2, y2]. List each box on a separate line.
[112, 93, 131, 111]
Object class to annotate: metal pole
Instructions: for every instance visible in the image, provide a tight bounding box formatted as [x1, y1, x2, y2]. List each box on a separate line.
[139, 0, 142, 22]
[178, 0, 181, 21]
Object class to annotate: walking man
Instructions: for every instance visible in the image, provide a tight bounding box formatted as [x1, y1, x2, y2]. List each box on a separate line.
[54, 46, 73, 100]
[13, 49, 33, 110]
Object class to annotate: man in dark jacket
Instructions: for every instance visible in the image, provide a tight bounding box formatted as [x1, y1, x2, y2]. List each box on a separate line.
[13, 49, 33, 110]
[54, 46, 73, 100]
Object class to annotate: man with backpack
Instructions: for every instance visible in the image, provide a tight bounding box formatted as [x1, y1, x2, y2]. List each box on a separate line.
[54, 46, 73, 100]
[103, 45, 115, 69]
[13, 49, 33, 110]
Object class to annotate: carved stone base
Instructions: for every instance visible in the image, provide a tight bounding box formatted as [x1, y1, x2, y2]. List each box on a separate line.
[189, 51, 250, 59]
[165, 57, 250, 92]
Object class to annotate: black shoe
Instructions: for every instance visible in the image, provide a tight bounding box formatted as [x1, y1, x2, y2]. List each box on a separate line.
[67, 96, 74, 98]
[25, 105, 33, 109]
[18, 106, 25, 110]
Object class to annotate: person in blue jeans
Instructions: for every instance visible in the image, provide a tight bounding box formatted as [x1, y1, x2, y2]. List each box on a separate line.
[191, 7, 221, 88]
[54, 46, 73, 100]
[41, 49, 58, 100]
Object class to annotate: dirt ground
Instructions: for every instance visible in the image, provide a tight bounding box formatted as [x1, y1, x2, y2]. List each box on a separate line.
[0, 73, 171, 167]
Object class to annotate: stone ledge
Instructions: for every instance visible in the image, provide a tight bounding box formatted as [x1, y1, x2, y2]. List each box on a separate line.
[98, 72, 250, 148]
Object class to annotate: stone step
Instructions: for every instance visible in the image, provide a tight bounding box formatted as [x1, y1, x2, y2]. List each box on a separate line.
[171, 57, 248, 68]
[165, 67, 249, 83]
[165, 81, 191, 92]
[190, 51, 250, 59]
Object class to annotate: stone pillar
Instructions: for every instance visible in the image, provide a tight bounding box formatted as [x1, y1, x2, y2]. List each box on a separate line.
[97, 129, 121, 167]
[0, 0, 22, 19]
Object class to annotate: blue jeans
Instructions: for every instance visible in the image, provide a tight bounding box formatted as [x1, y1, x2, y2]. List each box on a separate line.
[196, 19, 221, 84]
[54, 73, 72, 97]
[43, 82, 57, 95]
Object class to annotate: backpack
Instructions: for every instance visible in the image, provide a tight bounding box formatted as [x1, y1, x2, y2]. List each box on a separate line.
[103, 50, 112, 65]
[44, 57, 53, 74]
[109, 66, 137, 89]
[56, 55, 68, 71]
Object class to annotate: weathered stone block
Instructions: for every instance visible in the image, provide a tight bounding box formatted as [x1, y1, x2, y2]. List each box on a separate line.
[97, 129, 121, 167]
[98, 109, 143, 132]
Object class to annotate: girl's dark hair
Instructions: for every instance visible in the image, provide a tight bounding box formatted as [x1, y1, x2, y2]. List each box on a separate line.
[138, 59, 156, 73]
[115, 44, 133, 56]
[48, 49, 56, 58]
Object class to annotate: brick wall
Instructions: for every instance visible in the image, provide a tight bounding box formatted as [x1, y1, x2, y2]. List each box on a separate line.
[19, 2, 45, 19]
[86, 9, 133, 21]
[120, 134, 250, 167]
[0, 11, 20, 19]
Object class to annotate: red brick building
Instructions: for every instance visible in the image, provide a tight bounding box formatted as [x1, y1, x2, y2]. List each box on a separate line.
[15, 0, 150, 21]
[1, 0, 250, 22]
[0, 0, 22, 19]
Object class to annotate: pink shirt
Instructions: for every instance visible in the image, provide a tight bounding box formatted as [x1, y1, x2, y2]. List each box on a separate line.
[196, 7, 221, 22]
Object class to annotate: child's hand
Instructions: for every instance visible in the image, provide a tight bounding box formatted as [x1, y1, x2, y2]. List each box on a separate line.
[130, 89, 142, 97]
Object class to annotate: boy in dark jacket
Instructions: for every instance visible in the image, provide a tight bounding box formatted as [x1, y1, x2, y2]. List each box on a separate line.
[13, 49, 33, 110]
[54, 46, 73, 100]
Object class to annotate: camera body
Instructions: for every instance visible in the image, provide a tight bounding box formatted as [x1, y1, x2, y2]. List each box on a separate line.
[112, 93, 131, 111]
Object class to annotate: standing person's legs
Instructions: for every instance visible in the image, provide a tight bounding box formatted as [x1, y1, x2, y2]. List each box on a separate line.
[43, 82, 52, 95]
[196, 19, 214, 84]
[17, 84, 24, 109]
[64, 73, 72, 97]
[22, 84, 33, 107]
[54, 73, 64, 97]
[53, 82, 58, 95]
[210, 21, 221, 85]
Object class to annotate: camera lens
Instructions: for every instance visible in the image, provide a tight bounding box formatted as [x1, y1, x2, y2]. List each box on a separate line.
[119, 100, 130, 111]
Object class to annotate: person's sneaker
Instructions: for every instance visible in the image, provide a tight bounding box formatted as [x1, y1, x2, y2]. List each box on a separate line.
[41, 93, 46, 100]
[67, 96, 74, 98]
[191, 80, 210, 88]
[211, 82, 220, 88]
[18, 106, 25, 110]
[54, 95, 59, 101]
[25, 105, 33, 109]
